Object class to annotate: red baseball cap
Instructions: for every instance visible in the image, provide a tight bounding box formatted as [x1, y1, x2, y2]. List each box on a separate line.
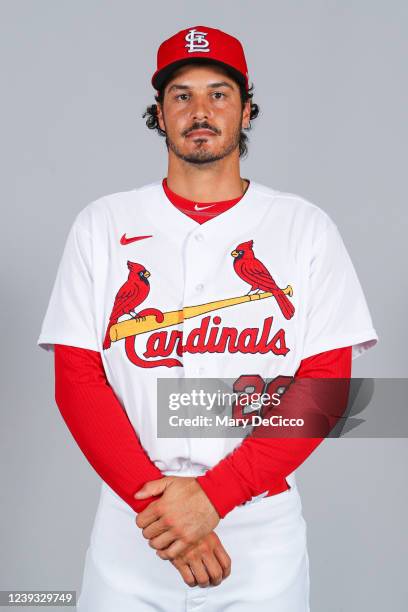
[151, 25, 249, 93]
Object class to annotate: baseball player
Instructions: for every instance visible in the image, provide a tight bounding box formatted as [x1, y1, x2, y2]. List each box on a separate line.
[37, 25, 378, 611]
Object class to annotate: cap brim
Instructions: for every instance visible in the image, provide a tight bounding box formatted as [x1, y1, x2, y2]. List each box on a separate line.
[152, 57, 246, 92]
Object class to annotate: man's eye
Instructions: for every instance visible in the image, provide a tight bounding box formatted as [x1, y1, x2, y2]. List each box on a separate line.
[212, 92, 226, 99]
[176, 94, 189, 101]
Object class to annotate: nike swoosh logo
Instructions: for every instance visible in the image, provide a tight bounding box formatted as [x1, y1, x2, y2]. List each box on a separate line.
[120, 234, 152, 245]
[194, 204, 217, 211]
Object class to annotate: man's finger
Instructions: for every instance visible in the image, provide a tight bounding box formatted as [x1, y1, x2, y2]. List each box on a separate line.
[157, 538, 189, 561]
[188, 559, 210, 588]
[214, 545, 232, 578]
[142, 518, 167, 540]
[201, 553, 224, 586]
[149, 530, 177, 551]
[135, 501, 161, 529]
[171, 559, 197, 588]
[134, 477, 169, 500]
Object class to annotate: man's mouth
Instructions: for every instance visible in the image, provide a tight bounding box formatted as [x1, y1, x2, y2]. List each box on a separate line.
[186, 129, 216, 138]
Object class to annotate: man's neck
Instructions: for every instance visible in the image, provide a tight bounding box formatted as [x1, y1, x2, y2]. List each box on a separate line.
[165, 165, 247, 203]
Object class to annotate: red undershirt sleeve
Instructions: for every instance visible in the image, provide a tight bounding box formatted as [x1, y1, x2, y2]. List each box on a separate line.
[54, 343, 351, 520]
[54, 343, 164, 514]
[196, 345, 352, 518]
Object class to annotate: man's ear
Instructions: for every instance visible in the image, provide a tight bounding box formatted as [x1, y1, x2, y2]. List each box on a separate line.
[157, 102, 165, 132]
[242, 99, 251, 129]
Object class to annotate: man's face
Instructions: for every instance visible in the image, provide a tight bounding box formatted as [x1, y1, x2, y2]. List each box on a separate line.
[157, 64, 250, 165]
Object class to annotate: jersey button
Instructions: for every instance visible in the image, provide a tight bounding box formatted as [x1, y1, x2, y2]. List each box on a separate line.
[195, 233, 204, 242]
[195, 283, 204, 292]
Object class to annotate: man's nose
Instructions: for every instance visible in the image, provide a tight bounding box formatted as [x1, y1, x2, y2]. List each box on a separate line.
[190, 96, 211, 120]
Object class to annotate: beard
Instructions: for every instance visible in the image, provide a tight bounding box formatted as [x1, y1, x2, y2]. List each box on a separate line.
[164, 122, 242, 165]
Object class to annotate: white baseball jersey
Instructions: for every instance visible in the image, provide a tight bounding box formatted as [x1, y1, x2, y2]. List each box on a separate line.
[37, 179, 378, 610]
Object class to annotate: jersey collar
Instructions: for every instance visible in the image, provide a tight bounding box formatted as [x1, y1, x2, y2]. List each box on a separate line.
[152, 178, 256, 236]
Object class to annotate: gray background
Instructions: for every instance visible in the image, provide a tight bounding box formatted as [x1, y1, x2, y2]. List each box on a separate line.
[1, 1, 407, 610]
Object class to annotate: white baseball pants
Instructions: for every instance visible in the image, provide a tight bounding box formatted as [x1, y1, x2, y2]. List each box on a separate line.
[77, 479, 310, 611]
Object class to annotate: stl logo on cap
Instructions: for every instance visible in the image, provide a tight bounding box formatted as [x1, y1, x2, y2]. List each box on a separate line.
[185, 28, 210, 53]
[151, 25, 250, 92]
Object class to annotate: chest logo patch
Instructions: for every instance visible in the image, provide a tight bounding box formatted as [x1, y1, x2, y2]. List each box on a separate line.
[103, 239, 295, 368]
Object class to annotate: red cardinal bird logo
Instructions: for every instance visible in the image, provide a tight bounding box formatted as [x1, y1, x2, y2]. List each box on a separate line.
[103, 261, 151, 350]
[231, 240, 295, 320]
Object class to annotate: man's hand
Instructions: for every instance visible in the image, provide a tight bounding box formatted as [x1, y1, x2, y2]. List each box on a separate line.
[134, 476, 220, 560]
[170, 531, 231, 588]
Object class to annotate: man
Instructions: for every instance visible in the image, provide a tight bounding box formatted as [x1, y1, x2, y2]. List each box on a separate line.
[37, 25, 378, 611]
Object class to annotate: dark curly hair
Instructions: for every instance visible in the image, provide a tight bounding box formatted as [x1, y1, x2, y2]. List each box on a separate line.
[143, 59, 260, 159]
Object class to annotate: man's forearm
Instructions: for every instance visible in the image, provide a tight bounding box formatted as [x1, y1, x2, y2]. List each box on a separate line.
[54, 344, 163, 513]
[196, 346, 352, 518]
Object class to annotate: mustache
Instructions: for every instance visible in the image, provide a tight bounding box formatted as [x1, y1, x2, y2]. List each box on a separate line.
[184, 123, 220, 136]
